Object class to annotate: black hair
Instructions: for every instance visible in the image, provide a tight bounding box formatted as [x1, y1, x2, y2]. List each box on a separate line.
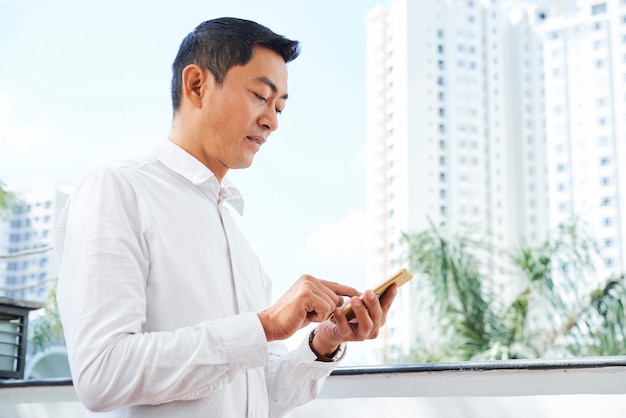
[170, 17, 300, 112]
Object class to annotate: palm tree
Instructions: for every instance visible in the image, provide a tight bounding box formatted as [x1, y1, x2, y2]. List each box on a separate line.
[400, 217, 626, 362]
[0, 180, 17, 220]
[29, 283, 64, 353]
[402, 220, 500, 361]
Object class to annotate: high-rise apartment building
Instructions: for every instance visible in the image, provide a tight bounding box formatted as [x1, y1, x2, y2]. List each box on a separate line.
[527, 0, 626, 281]
[365, 0, 626, 360]
[0, 182, 71, 302]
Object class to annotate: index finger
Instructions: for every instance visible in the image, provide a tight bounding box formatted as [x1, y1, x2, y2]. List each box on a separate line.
[319, 280, 361, 298]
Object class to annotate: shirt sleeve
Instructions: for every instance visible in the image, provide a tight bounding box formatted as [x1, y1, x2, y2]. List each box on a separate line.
[265, 334, 344, 418]
[55, 167, 270, 412]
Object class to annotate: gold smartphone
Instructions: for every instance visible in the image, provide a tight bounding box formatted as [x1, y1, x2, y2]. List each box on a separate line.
[330, 268, 414, 323]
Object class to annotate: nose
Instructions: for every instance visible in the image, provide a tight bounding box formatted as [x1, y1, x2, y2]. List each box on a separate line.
[258, 107, 278, 132]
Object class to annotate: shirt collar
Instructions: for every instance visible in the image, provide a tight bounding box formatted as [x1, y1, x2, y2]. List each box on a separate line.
[152, 140, 245, 216]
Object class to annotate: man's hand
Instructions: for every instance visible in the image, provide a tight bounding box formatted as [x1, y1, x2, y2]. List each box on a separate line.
[257, 275, 360, 342]
[310, 284, 399, 357]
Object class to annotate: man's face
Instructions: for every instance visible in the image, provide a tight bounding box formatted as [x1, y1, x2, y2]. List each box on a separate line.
[197, 47, 289, 179]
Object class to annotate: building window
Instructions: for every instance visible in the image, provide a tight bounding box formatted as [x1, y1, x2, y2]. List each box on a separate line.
[591, 3, 607, 14]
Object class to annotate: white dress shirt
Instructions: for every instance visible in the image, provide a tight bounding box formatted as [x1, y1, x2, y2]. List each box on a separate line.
[55, 140, 342, 418]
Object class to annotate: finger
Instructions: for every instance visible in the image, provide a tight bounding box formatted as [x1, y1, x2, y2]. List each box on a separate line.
[319, 280, 362, 299]
[307, 285, 343, 322]
[350, 295, 373, 336]
[362, 289, 384, 325]
[307, 296, 342, 323]
[379, 283, 398, 312]
[300, 275, 345, 310]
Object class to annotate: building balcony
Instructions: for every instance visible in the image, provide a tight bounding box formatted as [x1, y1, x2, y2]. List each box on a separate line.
[1, 356, 625, 417]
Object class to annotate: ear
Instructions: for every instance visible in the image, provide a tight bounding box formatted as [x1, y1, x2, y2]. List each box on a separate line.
[181, 64, 207, 109]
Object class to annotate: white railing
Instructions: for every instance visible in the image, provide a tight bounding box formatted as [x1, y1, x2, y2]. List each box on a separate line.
[1, 356, 625, 418]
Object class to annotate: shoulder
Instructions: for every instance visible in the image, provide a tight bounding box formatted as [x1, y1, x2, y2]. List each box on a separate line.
[78, 154, 159, 191]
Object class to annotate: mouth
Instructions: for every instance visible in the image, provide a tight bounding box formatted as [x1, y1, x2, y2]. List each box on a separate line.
[246, 135, 266, 149]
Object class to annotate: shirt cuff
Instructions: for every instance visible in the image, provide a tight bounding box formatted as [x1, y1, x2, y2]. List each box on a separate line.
[215, 312, 269, 371]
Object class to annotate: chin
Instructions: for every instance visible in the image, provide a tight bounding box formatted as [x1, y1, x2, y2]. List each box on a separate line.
[234, 158, 255, 170]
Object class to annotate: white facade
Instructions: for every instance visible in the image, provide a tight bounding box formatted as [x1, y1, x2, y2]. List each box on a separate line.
[365, 0, 528, 359]
[530, 0, 626, 281]
[365, 0, 626, 360]
[0, 182, 71, 302]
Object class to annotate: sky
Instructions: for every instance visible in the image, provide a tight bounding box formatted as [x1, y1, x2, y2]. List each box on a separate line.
[0, 0, 383, 300]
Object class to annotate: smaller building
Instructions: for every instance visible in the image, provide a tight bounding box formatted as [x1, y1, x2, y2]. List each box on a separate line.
[0, 182, 72, 303]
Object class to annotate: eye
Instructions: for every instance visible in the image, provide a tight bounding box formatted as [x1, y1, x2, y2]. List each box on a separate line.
[276, 108, 283, 115]
[253, 92, 267, 103]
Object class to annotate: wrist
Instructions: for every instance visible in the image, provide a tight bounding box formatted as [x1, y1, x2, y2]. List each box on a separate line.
[308, 328, 345, 362]
[257, 311, 277, 342]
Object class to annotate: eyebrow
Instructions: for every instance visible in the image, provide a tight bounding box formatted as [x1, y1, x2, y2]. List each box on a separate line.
[255, 76, 288, 100]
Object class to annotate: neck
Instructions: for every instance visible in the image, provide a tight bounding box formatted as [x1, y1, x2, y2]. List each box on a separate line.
[168, 118, 227, 183]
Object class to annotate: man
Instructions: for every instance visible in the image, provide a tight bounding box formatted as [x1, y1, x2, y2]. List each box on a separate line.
[55, 17, 397, 417]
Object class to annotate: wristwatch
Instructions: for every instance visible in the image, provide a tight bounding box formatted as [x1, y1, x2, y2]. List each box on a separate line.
[308, 328, 346, 362]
